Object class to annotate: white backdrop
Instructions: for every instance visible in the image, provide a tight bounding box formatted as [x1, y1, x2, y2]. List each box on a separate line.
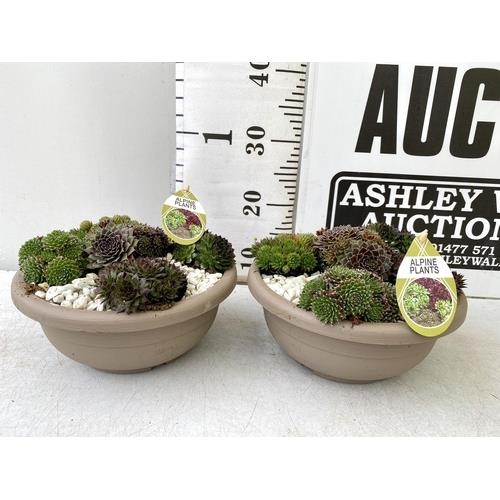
[0, 62, 176, 270]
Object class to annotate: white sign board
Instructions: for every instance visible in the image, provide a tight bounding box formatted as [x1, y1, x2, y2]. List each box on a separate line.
[297, 63, 500, 298]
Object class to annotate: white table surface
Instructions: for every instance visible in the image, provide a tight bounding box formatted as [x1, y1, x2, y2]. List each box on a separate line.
[1, 270, 499, 436]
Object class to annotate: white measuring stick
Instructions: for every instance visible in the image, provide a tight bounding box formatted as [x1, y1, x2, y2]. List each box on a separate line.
[175, 62, 308, 280]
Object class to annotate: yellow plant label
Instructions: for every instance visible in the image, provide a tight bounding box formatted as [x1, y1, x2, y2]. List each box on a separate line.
[396, 230, 457, 337]
[161, 187, 207, 245]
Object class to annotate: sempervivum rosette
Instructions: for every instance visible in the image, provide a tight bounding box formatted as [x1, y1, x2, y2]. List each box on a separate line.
[86, 224, 137, 269]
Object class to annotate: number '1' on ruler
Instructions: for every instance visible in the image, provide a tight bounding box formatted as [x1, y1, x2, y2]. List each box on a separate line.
[175, 62, 309, 280]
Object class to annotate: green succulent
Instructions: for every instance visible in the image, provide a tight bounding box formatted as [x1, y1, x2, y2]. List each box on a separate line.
[436, 299, 453, 321]
[133, 225, 173, 258]
[68, 227, 88, 242]
[252, 234, 318, 276]
[403, 282, 430, 317]
[86, 224, 137, 269]
[194, 231, 235, 273]
[189, 224, 203, 237]
[165, 209, 186, 230]
[20, 256, 46, 284]
[298, 276, 327, 310]
[311, 292, 346, 324]
[45, 256, 82, 286]
[335, 273, 380, 317]
[110, 214, 141, 226]
[172, 243, 196, 264]
[299, 265, 390, 325]
[79, 220, 93, 232]
[18, 237, 44, 265]
[42, 229, 85, 261]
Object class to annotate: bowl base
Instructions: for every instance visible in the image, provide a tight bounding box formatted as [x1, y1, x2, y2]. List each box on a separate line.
[312, 370, 384, 384]
[99, 367, 154, 374]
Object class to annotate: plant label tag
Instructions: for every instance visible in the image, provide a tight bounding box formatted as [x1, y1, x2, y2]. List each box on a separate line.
[396, 230, 458, 337]
[161, 187, 207, 245]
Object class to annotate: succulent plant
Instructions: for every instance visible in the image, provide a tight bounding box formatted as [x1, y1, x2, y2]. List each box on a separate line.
[435, 299, 453, 321]
[189, 224, 203, 237]
[98, 262, 150, 314]
[132, 258, 187, 305]
[452, 271, 467, 295]
[252, 234, 318, 276]
[380, 282, 402, 322]
[414, 277, 451, 310]
[165, 209, 186, 230]
[194, 231, 235, 273]
[45, 256, 81, 286]
[86, 224, 137, 269]
[299, 265, 393, 325]
[298, 276, 327, 310]
[311, 292, 345, 324]
[133, 225, 173, 258]
[109, 214, 140, 226]
[172, 243, 196, 264]
[18, 237, 44, 265]
[20, 256, 46, 283]
[79, 220, 93, 232]
[315, 225, 399, 280]
[98, 257, 187, 314]
[403, 282, 429, 317]
[42, 229, 85, 261]
[366, 222, 414, 254]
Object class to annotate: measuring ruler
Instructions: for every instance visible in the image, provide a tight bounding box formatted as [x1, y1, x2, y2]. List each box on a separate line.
[175, 62, 309, 280]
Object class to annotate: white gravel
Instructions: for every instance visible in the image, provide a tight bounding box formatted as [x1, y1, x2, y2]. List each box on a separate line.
[40, 258, 223, 311]
[262, 272, 321, 305]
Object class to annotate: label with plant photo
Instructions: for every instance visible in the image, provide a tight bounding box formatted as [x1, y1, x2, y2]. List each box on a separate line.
[396, 230, 458, 337]
[161, 188, 207, 245]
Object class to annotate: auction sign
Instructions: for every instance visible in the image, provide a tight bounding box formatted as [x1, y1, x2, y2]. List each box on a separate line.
[296, 63, 500, 297]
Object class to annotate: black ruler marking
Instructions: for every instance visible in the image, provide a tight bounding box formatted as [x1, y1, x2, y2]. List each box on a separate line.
[275, 68, 307, 75]
[266, 203, 294, 207]
[274, 172, 297, 176]
[279, 105, 304, 110]
[271, 139, 301, 144]
[176, 130, 199, 135]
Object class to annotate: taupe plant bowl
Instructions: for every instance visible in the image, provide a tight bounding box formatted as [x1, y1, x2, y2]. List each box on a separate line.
[247, 264, 468, 383]
[11, 267, 236, 373]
